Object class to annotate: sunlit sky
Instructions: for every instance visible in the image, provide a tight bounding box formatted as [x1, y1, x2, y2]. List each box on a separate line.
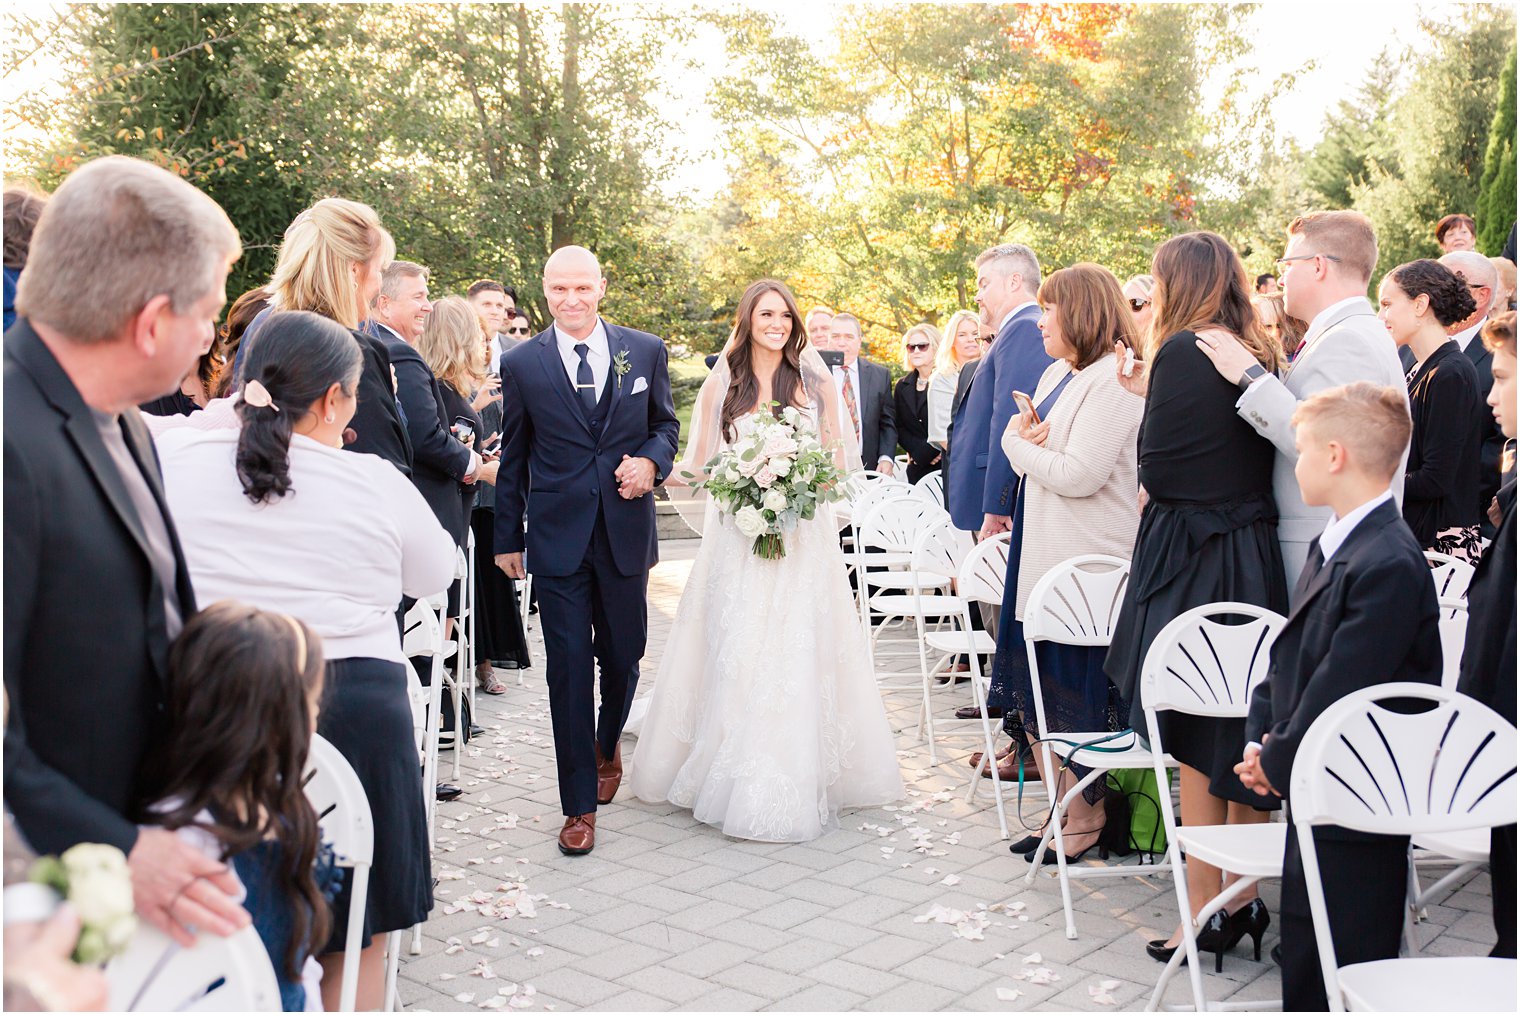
[657, 0, 1463, 201]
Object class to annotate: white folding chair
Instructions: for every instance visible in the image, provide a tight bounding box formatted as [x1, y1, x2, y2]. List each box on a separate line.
[403, 599, 448, 816]
[461, 532, 478, 717]
[305, 734, 374, 1014]
[1021, 554, 1165, 940]
[1290, 683, 1517, 1013]
[106, 923, 281, 1012]
[890, 520, 970, 755]
[857, 497, 953, 663]
[1425, 550, 1475, 614]
[1437, 597, 1468, 690]
[1141, 603, 1288, 1012]
[911, 469, 945, 510]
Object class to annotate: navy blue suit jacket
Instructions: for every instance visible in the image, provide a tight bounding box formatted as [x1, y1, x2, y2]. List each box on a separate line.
[944, 304, 1052, 530]
[493, 322, 679, 578]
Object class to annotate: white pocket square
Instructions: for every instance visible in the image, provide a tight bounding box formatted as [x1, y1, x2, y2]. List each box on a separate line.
[630, 376, 648, 394]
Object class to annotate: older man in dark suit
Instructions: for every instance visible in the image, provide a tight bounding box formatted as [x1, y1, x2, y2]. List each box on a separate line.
[827, 313, 897, 472]
[4, 156, 249, 946]
[1439, 251, 1509, 532]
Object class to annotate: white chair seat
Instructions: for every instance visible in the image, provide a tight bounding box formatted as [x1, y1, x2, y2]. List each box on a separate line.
[1176, 823, 1286, 878]
[867, 592, 963, 616]
[1048, 733, 1169, 771]
[1338, 956, 1516, 1012]
[925, 629, 995, 654]
[1413, 827, 1490, 862]
[864, 569, 951, 590]
[842, 550, 912, 568]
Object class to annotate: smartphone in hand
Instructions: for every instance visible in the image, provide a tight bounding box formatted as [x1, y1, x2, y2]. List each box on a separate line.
[1012, 390, 1039, 426]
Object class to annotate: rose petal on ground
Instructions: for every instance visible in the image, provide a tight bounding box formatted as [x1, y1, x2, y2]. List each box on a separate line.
[941, 874, 961, 886]
[996, 987, 1022, 1001]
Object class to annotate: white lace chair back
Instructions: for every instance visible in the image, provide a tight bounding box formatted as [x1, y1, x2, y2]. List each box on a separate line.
[1140, 603, 1286, 719]
[1289, 683, 1517, 836]
[1022, 554, 1130, 646]
[859, 497, 949, 554]
[956, 532, 1013, 606]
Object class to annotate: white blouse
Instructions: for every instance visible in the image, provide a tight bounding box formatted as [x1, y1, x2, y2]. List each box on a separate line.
[156, 429, 456, 663]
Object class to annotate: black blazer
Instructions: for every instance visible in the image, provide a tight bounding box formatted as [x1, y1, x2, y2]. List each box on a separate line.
[892, 373, 939, 483]
[1464, 335, 1511, 532]
[1245, 499, 1441, 798]
[1458, 479, 1517, 723]
[1404, 341, 1482, 545]
[3, 319, 199, 855]
[346, 327, 413, 477]
[373, 324, 472, 535]
[853, 358, 897, 469]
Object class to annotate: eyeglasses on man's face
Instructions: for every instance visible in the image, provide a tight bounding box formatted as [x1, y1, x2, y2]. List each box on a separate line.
[1274, 252, 1343, 270]
[507, 325, 531, 335]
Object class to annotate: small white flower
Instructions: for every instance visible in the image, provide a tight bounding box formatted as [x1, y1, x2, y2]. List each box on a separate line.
[770, 457, 792, 477]
[735, 505, 768, 539]
[763, 488, 789, 513]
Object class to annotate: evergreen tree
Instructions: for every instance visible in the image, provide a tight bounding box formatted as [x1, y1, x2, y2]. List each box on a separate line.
[1477, 44, 1517, 256]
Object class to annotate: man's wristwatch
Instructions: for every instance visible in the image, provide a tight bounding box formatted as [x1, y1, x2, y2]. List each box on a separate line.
[1237, 363, 1268, 393]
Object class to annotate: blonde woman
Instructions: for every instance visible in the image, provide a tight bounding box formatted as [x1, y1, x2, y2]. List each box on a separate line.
[1252, 290, 1306, 361]
[928, 308, 982, 447]
[1123, 273, 1155, 337]
[234, 198, 408, 471]
[417, 296, 497, 544]
[893, 323, 943, 483]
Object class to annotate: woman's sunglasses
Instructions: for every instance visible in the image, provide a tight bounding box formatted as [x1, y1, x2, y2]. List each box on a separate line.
[905, 342, 930, 352]
[1128, 298, 1151, 312]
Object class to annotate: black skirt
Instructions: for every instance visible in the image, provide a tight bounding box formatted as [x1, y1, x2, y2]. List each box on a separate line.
[1104, 495, 1288, 809]
[470, 508, 531, 668]
[319, 657, 431, 948]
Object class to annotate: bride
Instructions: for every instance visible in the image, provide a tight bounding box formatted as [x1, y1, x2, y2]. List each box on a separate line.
[627, 279, 904, 841]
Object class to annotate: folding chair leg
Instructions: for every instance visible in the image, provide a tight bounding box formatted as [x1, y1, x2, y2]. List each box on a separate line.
[383, 929, 401, 1012]
[410, 922, 422, 955]
[1403, 844, 1422, 955]
[451, 678, 464, 782]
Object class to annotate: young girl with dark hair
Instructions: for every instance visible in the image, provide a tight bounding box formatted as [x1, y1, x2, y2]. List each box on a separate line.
[154, 309, 455, 1009]
[1378, 258, 1484, 559]
[139, 600, 335, 1012]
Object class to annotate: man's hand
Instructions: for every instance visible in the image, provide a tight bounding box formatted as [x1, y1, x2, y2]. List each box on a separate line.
[615, 455, 656, 499]
[877, 459, 895, 477]
[979, 513, 1012, 540]
[1489, 495, 1503, 529]
[1234, 741, 1279, 798]
[475, 459, 500, 486]
[129, 827, 248, 946]
[1138, 484, 1150, 514]
[495, 552, 526, 580]
[1194, 328, 1258, 385]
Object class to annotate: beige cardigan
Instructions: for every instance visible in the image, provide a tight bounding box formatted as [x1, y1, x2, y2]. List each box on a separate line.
[1000, 353, 1145, 617]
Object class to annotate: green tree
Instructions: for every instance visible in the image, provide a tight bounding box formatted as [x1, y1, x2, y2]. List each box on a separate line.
[1302, 53, 1399, 209]
[1477, 43, 1516, 255]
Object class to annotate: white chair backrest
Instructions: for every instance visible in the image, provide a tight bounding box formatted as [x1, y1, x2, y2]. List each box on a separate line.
[845, 470, 906, 503]
[911, 470, 945, 510]
[305, 734, 374, 868]
[956, 532, 1014, 606]
[1425, 551, 1475, 603]
[401, 599, 444, 658]
[1438, 602, 1468, 691]
[1289, 683, 1517, 836]
[1140, 603, 1287, 719]
[859, 497, 949, 553]
[107, 923, 281, 1012]
[909, 519, 974, 579]
[1021, 554, 1130, 645]
[847, 478, 914, 519]
[405, 659, 429, 756]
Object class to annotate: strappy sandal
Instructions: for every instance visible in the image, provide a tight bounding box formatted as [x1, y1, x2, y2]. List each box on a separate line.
[476, 665, 508, 695]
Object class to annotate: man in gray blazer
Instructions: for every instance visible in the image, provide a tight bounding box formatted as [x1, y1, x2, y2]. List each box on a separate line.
[1197, 210, 1406, 586]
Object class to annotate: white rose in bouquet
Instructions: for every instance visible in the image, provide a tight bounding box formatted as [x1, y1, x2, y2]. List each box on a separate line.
[762, 487, 789, 513]
[61, 844, 134, 932]
[762, 435, 799, 459]
[753, 466, 777, 488]
[770, 457, 792, 477]
[734, 504, 768, 539]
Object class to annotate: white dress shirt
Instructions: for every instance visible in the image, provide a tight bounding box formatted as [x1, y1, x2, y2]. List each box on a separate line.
[1451, 317, 1487, 352]
[554, 319, 610, 403]
[155, 429, 456, 663]
[1317, 489, 1394, 565]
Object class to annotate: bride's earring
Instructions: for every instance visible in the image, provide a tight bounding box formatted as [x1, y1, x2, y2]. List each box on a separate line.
[324, 413, 335, 424]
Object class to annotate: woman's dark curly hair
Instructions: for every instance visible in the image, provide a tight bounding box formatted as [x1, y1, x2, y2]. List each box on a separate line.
[235, 310, 361, 504]
[1385, 259, 1478, 327]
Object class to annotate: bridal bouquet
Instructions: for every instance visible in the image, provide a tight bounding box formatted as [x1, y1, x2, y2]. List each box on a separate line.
[690, 406, 847, 559]
[21, 843, 137, 963]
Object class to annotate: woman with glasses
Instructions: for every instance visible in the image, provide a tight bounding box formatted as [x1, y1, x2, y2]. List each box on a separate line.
[1105, 231, 1288, 969]
[1123, 274, 1155, 336]
[503, 308, 534, 344]
[894, 323, 944, 483]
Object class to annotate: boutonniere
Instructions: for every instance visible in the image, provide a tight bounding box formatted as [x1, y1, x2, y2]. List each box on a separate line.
[613, 349, 632, 391]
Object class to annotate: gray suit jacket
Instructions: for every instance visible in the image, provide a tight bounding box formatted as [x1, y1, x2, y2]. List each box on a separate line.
[1235, 297, 1408, 584]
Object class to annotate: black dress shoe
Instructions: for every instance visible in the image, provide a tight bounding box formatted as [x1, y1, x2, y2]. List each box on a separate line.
[956, 705, 1004, 720]
[1146, 911, 1231, 972]
[1009, 834, 1043, 855]
[435, 783, 463, 802]
[468, 723, 485, 739]
[1226, 899, 1270, 962]
[1270, 942, 1282, 967]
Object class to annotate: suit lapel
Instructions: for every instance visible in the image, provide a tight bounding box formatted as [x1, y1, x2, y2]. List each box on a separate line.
[1464, 335, 1491, 371]
[602, 324, 629, 433]
[121, 409, 197, 613]
[1284, 299, 1372, 384]
[537, 329, 593, 436]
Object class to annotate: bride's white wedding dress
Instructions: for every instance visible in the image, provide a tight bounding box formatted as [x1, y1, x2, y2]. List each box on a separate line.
[628, 410, 904, 841]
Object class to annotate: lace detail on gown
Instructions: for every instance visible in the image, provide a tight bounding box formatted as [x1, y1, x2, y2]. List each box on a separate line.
[628, 413, 904, 841]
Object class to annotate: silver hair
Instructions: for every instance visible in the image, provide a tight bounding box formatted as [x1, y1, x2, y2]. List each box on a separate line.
[975, 243, 1042, 293]
[1439, 250, 1498, 292]
[379, 260, 430, 301]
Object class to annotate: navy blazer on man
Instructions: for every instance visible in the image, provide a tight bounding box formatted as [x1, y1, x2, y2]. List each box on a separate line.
[493, 322, 679, 578]
[1245, 498, 1441, 796]
[944, 304, 1052, 531]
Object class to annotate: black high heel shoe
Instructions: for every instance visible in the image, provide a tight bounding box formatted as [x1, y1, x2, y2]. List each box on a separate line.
[1225, 899, 1270, 961]
[1023, 827, 1108, 866]
[1009, 834, 1044, 855]
[1145, 911, 1231, 971]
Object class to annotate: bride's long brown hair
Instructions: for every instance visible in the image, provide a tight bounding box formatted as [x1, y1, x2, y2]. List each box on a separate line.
[721, 279, 809, 441]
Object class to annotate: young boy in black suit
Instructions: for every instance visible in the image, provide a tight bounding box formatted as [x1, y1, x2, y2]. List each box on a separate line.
[1236, 381, 1441, 1010]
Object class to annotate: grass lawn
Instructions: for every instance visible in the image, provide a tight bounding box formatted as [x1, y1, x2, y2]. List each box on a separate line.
[669, 354, 711, 456]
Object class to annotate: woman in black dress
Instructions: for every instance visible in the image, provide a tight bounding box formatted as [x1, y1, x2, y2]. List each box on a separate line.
[1375, 259, 1482, 560]
[1104, 231, 1288, 966]
[893, 323, 943, 484]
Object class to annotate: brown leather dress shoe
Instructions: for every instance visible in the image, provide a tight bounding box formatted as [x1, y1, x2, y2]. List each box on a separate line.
[595, 743, 623, 805]
[558, 813, 596, 855]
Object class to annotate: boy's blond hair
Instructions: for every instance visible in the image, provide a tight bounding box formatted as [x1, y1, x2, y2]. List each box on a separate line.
[1291, 382, 1410, 482]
